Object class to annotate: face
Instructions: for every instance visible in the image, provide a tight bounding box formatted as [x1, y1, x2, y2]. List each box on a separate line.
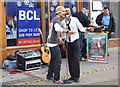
[66, 9, 70, 15]
[59, 10, 66, 18]
[65, 8, 71, 15]
[103, 9, 109, 16]
[64, 8, 71, 20]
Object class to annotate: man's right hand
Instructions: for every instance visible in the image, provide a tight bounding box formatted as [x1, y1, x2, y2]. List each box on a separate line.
[101, 21, 104, 24]
[68, 31, 76, 35]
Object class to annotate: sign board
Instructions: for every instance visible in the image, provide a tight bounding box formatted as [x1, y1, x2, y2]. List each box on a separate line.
[92, 1, 102, 11]
[87, 33, 108, 63]
[17, 8, 41, 46]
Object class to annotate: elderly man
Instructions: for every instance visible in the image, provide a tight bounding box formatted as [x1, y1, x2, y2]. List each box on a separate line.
[72, 8, 93, 61]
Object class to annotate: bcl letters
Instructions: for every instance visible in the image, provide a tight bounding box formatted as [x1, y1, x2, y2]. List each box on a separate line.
[19, 10, 40, 20]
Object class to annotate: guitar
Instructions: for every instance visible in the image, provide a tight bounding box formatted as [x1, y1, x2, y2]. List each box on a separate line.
[38, 29, 51, 63]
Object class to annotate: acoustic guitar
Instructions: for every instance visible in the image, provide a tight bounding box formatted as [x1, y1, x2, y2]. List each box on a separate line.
[38, 29, 51, 63]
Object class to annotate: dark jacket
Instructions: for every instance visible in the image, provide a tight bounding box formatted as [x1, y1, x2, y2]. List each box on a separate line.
[72, 11, 90, 27]
[96, 13, 116, 32]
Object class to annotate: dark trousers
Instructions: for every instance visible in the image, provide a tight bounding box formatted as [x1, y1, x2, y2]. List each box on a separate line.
[67, 39, 80, 79]
[79, 32, 87, 60]
[47, 45, 62, 81]
[108, 33, 112, 39]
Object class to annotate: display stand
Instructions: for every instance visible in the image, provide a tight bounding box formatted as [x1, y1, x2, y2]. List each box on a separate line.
[87, 32, 108, 63]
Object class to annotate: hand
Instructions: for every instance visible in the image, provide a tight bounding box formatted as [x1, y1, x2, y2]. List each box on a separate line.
[87, 27, 94, 32]
[62, 43, 66, 50]
[68, 31, 76, 35]
[67, 31, 76, 37]
[61, 38, 66, 50]
[59, 40, 64, 45]
[101, 21, 104, 24]
[111, 32, 114, 34]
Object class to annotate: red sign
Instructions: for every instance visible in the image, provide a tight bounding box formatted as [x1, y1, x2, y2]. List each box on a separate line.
[18, 38, 41, 46]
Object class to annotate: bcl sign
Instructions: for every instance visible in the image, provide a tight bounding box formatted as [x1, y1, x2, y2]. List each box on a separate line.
[17, 8, 41, 46]
[19, 10, 40, 20]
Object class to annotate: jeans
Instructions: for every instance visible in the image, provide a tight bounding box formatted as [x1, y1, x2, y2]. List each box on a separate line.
[47, 45, 62, 81]
[79, 32, 87, 60]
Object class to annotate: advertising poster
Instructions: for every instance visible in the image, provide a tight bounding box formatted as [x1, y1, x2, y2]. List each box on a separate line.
[87, 33, 108, 63]
[17, 8, 41, 46]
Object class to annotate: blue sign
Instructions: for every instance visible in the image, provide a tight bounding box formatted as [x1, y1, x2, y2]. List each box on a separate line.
[17, 8, 41, 46]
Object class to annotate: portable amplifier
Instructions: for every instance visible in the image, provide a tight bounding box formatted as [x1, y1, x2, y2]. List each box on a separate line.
[16, 51, 41, 71]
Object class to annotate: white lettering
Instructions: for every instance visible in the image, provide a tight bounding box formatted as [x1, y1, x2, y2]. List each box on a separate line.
[25, 33, 33, 37]
[19, 34, 25, 37]
[27, 10, 33, 20]
[33, 33, 40, 36]
[34, 11, 40, 20]
[19, 10, 26, 20]
[19, 29, 28, 32]
[19, 10, 40, 20]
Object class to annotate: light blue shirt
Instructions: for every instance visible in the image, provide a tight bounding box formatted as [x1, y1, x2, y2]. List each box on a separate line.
[102, 15, 110, 26]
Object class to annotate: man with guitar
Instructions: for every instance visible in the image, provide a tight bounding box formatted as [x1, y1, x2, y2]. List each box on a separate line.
[46, 6, 76, 84]
[61, 8, 94, 83]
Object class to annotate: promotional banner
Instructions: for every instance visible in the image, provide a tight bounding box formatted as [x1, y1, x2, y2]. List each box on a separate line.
[87, 33, 108, 63]
[17, 8, 41, 46]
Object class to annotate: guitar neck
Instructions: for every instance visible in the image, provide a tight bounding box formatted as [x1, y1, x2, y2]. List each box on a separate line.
[38, 29, 45, 45]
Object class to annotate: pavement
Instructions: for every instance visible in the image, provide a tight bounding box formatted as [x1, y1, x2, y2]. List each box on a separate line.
[0, 47, 119, 86]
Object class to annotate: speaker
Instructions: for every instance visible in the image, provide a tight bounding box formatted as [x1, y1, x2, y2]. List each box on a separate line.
[16, 51, 41, 71]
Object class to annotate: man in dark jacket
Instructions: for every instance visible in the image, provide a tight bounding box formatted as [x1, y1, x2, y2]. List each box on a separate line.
[73, 8, 93, 61]
[96, 7, 116, 39]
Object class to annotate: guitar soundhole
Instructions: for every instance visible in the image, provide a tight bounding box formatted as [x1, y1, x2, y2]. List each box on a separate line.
[44, 49, 49, 54]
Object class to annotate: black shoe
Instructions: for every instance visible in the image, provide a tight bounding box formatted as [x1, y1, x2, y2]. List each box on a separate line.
[68, 77, 74, 80]
[46, 77, 53, 81]
[73, 78, 79, 82]
[68, 77, 79, 82]
[108, 53, 109, 56]
[63, 79, 74, 84]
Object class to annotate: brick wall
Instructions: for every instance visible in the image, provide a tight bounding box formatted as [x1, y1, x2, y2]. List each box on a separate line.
[108, 39, 120, 48]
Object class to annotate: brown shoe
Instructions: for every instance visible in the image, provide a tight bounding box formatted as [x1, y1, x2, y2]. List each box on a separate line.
[81, 58, 87, 61]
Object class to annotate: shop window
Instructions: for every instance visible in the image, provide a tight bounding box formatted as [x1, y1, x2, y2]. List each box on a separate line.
[50, 1, 59, 21]
[64, 0, 77, 15]
[6, 1, 40, 47]
[83, 0, 89, 12]
[44, 1, 59, 38]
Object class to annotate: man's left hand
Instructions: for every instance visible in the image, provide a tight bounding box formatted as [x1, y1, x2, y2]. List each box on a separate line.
[87, 27, 94, 32]
[59, 40, 64, 45]
[111, 32, 114, 34]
